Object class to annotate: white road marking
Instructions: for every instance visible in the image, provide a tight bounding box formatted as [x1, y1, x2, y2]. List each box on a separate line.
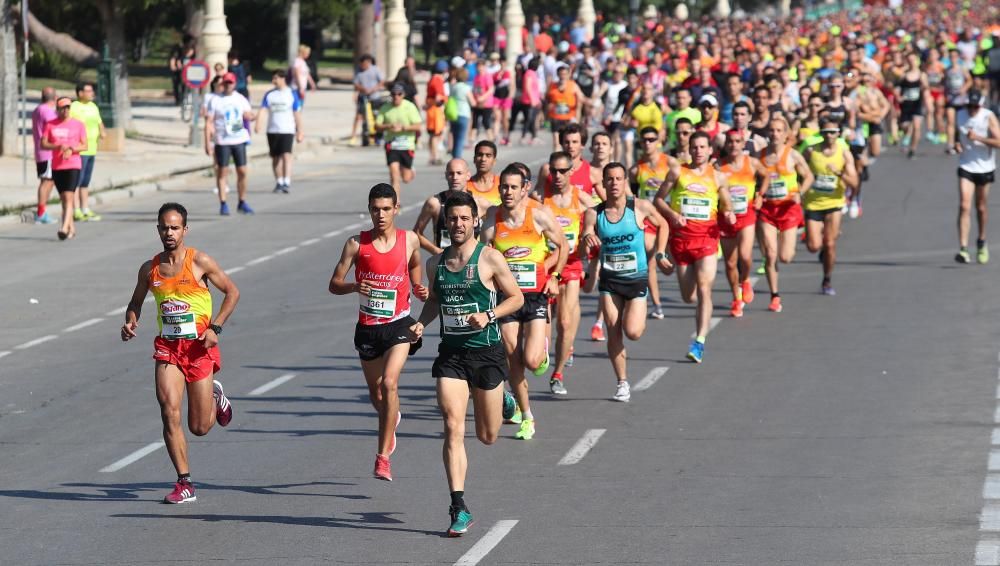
[985, 504, 1000, 531]
[453, 520, 519, 566]
[989, 450, 1000, 471]
[993, 429, 1000, 446]
[246, 255, 274, 266]
[225, 266, 246, 275]
[996, 382, 1000, 399]
[299, 238, 321, 246]
[994, 406, 1000, 424]
[558, 429, 606, 466]
[0, 350, 11, 360]
[105, 306, 127, 317]
[64, 318, 104, 333]
[985, 475, 1000, 499]
[633, 367, 669, 392]
[273, 246, 298, 256]
[249, 373, 297, 396]
[978, 540, 1000, 565]
[99, 441, 165, 473]
[14, 335, 58, 350]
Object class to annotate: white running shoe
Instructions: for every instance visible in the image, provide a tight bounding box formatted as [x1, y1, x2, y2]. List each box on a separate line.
[612, 381, 631, 403]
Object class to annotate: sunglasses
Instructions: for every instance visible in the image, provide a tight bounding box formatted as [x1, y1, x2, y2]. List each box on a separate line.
[830, 84, 844, 88]
[820, 129, 840, 134]
[552, 167, 572, 175]
[642, 137, 659, 143]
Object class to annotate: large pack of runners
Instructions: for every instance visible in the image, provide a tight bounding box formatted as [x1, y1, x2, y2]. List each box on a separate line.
[121, 2, 1000, 540]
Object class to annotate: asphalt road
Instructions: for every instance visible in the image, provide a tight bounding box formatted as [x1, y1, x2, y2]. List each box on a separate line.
[1, 138, 998, 565]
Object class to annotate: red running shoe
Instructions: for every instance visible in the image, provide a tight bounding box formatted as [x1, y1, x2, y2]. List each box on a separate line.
[590, 322, 606, 342]
[163, 479, 196, 504]
[741, 280, 755, 304]
[730, 300, 744, 318]
[768, 296, 783, 313]
[387, 411, 401, 456]
[374, 454, 393, 482]
[213, 380, 233, 427]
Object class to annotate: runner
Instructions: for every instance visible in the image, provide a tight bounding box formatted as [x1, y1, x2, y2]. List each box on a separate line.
[120, 202, 239, 503]
[204, 72, 255, 216]
[328, 183, 428, 481]
[588, 130, 614, 341]
[545, 64, 584, 151]
[897, 53, 929, 160]
[376, 83, 423, 198]
[655, 131, 736, 362]
[414, 158, 496, 254]
[69, 82, 106, 222]
[803, 118, 859, 295]
[31, 87, 57, 225]
[581, 162, 672, 400]
[255, 69, 303, 194]
[40, 97, 87, 240]
[756, 116, 815, 313]
[718, 129, 767, 318]
[953, 90, 1000, 264]
[536, 123, 602, 203]
[408, 190, 524, 536]
[467, 141, 502, 207]
[480, 164, 568, 439]
[944, 49, 973, 154]
[543, 151, 592, 396]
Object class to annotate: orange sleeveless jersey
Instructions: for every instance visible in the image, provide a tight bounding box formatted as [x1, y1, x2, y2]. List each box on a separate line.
[493, 201, 549, 293]
[149, 248, 212, 340]
[467, 174, 502, 206]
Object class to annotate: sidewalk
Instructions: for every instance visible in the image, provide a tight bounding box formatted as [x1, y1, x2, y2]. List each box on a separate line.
[0, 81, 362, 221]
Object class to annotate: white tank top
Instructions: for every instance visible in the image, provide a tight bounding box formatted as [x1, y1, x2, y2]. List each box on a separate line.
[958, 107, 996, 174]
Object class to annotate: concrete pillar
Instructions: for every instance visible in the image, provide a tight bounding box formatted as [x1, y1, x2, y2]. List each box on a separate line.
[384, 0, 409, 79]
[716, 0, 731, 18]
[200, 0, 232, 72]
[577, 0, 596, 43]
[780, 0, 791, 17]
[503, 0, 525, 67]
[674, 3, 689, 21]
[287, 0, 300, 66]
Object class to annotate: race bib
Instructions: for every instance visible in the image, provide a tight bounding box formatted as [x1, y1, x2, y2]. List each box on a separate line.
[224, 109, 244, 134]
[903, 87, 921, 102]
[680, 196, 712, 220]
[730, 190, 749, 214]
[509, 263, 537, 288]
[603, 252, 638, 275]
[387, 136, 414, 151]
[360, 288, 397, 318]
[640, 177, 661, 201]
[441, 303, 478, 335]
[564, 232, 577, 253]
[555, 103, 570, 116]
[813, 174, 837, 193]
[160, 314, 197, 340]
[765, 178, 788, 199]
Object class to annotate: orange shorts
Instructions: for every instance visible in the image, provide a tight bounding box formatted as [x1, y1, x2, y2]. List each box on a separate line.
[669, 236, 719, 266]
[153, 336, 222, 383]
[758, 200, 803, 232]
[720, 208, 757, 239]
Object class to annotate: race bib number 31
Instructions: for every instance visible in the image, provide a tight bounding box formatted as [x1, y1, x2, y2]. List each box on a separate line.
[161, 314, 197, 340]
[441, 303, 478, 335]
[360, 288, 397, 318]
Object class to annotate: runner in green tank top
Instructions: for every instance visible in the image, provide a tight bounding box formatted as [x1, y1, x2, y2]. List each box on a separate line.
[408, 191, 524, 538]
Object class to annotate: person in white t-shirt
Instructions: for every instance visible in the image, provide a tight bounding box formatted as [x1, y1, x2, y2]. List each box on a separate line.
[290, 44, 318, 103]
[953, 90, 1000, 264]
[255, 69, 303, 194]
[205, 72, 255, 216]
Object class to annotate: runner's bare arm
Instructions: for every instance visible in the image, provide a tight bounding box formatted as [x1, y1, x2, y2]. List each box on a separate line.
[715, 170, 737, 225]
[533, 163, 550, 202]
[204, 112, 215, 155]
[121, 261, 153, 341]
[653, 159, 684, 225]
[840, 148, 860, 190]
[328, 236, 363, 295]
[580, 207, 599, 258]
[972, 114, 1000, 149]
[414, 196, 444, 254]
[411, 255, 442, 339]
[535, 207, 569, 296]
[196, 251, 240, 329]
[479, 207, 498, 244]
[637, 200, 673, 275]
[483, 247, 525, 319]
[791, 150, 814, 199]
[590, 167, 607, 201]
[253, 107, 267, 134]
[407, 231, 429, 301]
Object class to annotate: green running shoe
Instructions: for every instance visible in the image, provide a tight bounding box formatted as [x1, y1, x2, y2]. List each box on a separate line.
[514, 418, 535, 440]
[955, 249, 971, 264]
[447, 505, 474, 537]
[755, 260, 766, 275]
[979, 243, 990, 264]
[531, 348, 549, 376]
[502, 390, 517, 420]
[73, 209, 84, 221]
[505, 409, 522, 425]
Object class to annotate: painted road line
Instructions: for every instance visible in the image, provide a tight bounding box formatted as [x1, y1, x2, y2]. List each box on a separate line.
[453, 520, 519, 566]
[273, 246, 298, 256]
[985, 475, 1000, 500]
[691, 317, 723, 339]
[984, 504, 1000, 531]
[246, 255, 275, 266]
[300, 238, 321, 247]
[64, 318, 104, 333]
[14, 335, 58, 350]
[225, 266, 246, 275]
[105, 306, 127, 317]
[989, 450, 1000, 471]
[994, 406, 1000, 424]
[978, 541, 1000, 565]
[99, 441, 165, 473]
[634, 367, 669, 392]
[558, 429, 607, 466]
[0, 350, 11, 360]
[249, 373, 297, 396]
[992, 429, 1000, 446]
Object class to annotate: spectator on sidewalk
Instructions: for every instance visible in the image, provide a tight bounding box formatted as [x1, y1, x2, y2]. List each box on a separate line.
[425, 60, 449, 166]
[40, 97, 87, 241]
[255, 69, 303, 194]
[350, 54, 385, 147]
[376, 83, 423, 197]
[290, 44, 318, 103]
[31, 87, 57, 224]
[228, 51, 252, 101]
[70, 82, 106, 223]
[471, 59, 496, 142]
[448, 67, 476, 159]
[392, 66, 418, 104]
[168, 34, 196, 106]
[205, 72, 255, 216]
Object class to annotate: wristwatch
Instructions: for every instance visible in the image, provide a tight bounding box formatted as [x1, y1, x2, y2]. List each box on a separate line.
[552, 272, 562, 281]
[486, 309, 497, 324]
[655, 252, 666, 261]
[209, 323, 223, 335]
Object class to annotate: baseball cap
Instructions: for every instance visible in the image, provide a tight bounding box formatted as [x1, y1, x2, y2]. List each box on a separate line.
[222, 72, 237, 84]
[56, 98, 72, 109]
[434, 60, 449, 73]
[489, 52, 501, 60]
[968, 89, 984, 106]
[390, 83, 406, 95]
[699, 93, 718, 107]
[450, 56, 466, 69]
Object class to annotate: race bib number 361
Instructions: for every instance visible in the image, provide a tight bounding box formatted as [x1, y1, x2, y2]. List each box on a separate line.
[360, 288, 397, 318]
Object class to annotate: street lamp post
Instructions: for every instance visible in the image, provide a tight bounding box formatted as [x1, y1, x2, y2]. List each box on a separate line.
[578, 0, 596, 43]
[200, 0, 232, 71]
[384, 0, 410, 77]
[503, 0, 525, 67]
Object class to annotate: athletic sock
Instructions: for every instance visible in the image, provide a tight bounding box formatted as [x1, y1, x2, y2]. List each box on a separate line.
[523, 410, 534, 421]
[594, 319, 603, 328]
[37, 204, 45, 217]
[450, 491, 466, 510]
[695, 336, 706, 344]
[978, 239, 986, 249]
[771, 292, 780, 299]
[961, 246, 969, 252]
[178, 473, 191, 483]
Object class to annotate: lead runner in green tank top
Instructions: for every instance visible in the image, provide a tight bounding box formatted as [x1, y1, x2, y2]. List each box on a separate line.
[408, 191, 524, 538]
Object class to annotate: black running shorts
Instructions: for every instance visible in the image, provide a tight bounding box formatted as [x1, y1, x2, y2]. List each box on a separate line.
[354, 316, 422, 361]
[432, 343, 507, 390]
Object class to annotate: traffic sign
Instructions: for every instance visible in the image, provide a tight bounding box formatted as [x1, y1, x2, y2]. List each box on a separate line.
[181, 60, 211, 90]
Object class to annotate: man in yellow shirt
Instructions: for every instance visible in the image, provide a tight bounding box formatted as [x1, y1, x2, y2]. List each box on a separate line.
[629, 83, 664, 142]
[69, 82, 106, 221]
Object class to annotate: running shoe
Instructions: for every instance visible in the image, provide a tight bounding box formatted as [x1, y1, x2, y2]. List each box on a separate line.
[212, 380, 233, 427]
[502, 390, 517, 421]
[901, 135, 911, 147]
[505, 409, 523, 425]
[237, 201, 255, 215]
[35, 211, 54, 224]
[730, 300, 744, 318]
[821, 283, 836, 296]
[81, 210, 101, 222]
[590, 322, 606, 341]
[73, 208, 84, 221]
[907, 149, 915, 160]
[273, 183, 287, 193]
[955, 250, 971, 264]
[741, 280, 755, 304]
[938, 133, 948, 144]
[447, 505, 474, 537]
[848, 201, 861, 219]
[514, 418, 535, 440]
[163, 479, 196, 504]
[387, 410, 401, 456]
[687, 340, 704, 364]
[374, 454, 392, 481]
[532, 343, 549, 376]
[612, 381, 631, 403]
[768, 296, 783, 313]
[649, 304, 665, 319]
[925, 131, 937, 143]
[549, 376, 568, 396]
[979, 244, 990, 264]
[755, 260, 766, 275]
[219, 202, 231, 216]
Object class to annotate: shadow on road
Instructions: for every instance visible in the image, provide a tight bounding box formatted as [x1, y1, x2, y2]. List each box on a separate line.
[110, 511, 448, 537]
[0, 480, 365, 503]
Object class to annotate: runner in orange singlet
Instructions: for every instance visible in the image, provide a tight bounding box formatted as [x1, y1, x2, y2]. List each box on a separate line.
[545, 64, 584, 151]
[536, 124, 602, 203]
[120, 202, 240, 504]
[467, 140, 502, 207]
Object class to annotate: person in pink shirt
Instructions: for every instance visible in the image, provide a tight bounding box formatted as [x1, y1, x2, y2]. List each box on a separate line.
[41, 97, 88, 240]
[31, 87, 57, 224]
[471, 59, 495, 142]
[518, 57, 543, 145]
